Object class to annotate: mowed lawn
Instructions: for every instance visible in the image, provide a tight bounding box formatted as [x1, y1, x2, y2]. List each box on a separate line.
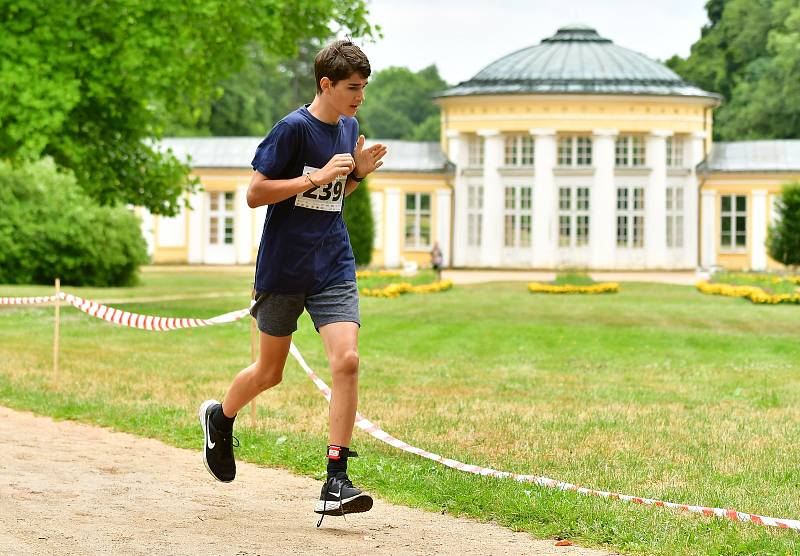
[1, 269, 799, 555]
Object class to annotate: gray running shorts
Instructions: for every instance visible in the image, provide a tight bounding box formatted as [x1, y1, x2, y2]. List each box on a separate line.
[249, 281, 360, 337]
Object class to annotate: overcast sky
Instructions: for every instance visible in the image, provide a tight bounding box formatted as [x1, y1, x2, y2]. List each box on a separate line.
[361, 0, 709, 84]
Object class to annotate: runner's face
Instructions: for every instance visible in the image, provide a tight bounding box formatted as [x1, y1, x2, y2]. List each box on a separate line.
[328, 73, 368, 117]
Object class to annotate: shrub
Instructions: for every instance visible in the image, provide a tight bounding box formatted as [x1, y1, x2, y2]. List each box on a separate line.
[343, 178, 374, 266]
[0, 159, 148, 286]
[767, 182, 800, 270]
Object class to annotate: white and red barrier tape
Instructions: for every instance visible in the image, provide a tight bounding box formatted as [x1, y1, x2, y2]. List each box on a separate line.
[288, 343, 800, 531]
[3, 291, 798, 530]
[0, 292, 250, 330]
[0, 295, 58, 305]
[59, 293, 250, 330]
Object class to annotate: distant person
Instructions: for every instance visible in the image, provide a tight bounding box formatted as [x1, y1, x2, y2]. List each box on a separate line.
[198, 39, 387, 525]
[431, 241, 443, 280]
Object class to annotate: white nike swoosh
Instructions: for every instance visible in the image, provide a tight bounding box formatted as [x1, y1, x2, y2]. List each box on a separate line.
[206, 416, 216, 449]
[329, 491, 342, 498]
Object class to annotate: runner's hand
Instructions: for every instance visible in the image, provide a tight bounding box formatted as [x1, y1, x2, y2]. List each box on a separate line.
[353, 135, 387, 179]
[311, 154, 355, 185]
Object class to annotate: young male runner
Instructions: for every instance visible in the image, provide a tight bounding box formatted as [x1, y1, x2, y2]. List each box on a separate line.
[199, 39, 387, 521]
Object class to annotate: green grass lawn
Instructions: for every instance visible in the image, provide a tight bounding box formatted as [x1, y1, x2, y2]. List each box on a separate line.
[2, 269, 800, 555]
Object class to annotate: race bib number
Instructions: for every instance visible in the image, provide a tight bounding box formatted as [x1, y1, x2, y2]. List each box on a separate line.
[295, 165, 345, 212]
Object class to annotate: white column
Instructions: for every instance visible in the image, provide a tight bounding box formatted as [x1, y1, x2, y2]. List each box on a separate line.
[235, 184, 252, 265]
[478, 129, 503, 267]
[369, 190, 383, 249]
[448, 130, 469, 267]
[187, 191, 204, 264]
[436, 188, 452, 266]
[751, 189, 768, 270]
[646, 130, 670, 268]
[138, 208, 155, 258]
[531, 128, 556, 268]
[686, 131, 706, 268]
[384, 188, 401, 268]
[591, 129, 618, 268]
[700, 189, 716, 268]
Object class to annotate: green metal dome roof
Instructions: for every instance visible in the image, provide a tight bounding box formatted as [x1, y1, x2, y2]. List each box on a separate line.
[438, 25, 720, 99]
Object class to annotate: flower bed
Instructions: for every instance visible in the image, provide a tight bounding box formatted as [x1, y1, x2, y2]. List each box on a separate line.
[528, 271, 618, 294]
[361, 280, 453, 298]
[355, 270, 401, 279]
[696, 280, 800, 305]
[528, 282, 619, 294]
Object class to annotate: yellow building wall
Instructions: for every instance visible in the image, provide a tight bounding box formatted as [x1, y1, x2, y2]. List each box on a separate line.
[702, 172, 800, 270]
[367, 172, 453, 268]
[150, 169, 251, 264]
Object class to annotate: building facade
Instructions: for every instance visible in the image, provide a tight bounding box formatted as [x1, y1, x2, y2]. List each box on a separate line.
[436, 24, 718, 270]
[142, 25, 798, 271]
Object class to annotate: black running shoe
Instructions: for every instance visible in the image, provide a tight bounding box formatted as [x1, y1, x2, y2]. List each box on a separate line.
[198, 399, 238, 483]
[314, 472, 373, 518]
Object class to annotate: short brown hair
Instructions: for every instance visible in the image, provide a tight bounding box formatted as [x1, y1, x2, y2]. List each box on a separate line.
[314, 39, 371, 94]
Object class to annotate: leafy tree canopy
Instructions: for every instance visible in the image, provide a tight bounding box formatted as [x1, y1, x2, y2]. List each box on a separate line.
[186, 58, 449, 143]
[0, 0, 376, 215]
[666, 0, 800, 140]
[356, 65, 448, 141]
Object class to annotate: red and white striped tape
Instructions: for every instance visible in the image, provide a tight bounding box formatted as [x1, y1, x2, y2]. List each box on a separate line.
[59, 292, 250, 330]
[0, 292, 250, 330]
[0, 295, 58, 305]
[288, 343, 800, 531]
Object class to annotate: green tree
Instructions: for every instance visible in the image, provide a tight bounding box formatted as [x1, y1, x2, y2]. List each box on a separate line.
[169, 39, 326, 137]
[343, 180, 374, 266]
[0, 1, 375, 215]
[357, 65, 448, 141]
[666, 0, 800, 140]
[767, 182, 800, 270]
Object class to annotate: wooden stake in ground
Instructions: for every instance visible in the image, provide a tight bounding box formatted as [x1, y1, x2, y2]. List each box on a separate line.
[53, 278, 61, 376]
[250, 290, 258, 427]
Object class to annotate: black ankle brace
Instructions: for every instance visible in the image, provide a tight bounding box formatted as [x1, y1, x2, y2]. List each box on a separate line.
[326, 445, 358, 477]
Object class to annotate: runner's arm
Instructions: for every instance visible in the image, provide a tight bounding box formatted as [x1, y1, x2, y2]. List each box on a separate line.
[247, 154, 355, 208]
[246, 172, 314, 208]
[344, 177, 359, 197]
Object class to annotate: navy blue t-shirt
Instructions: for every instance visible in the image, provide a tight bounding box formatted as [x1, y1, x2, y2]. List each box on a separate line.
[251, 105, 359, 295]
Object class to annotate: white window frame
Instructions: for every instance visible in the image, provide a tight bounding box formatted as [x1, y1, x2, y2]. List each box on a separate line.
[666, 186, 684, 248]
[557, 135, 593, 167]
[208, 191, 235, 246]
[720, 194, 747, 251]
[615, 135, 646, 167]
[616, 186, 645, 248]
[503, 185, 533, 248]
[467, 184, 483, 247]
[468, 135, 484, 167]
[558, 186, 590, 247]
[666, 136, 684, 168]
[404, 192, 432, 250]
[504, 135, 535, 166]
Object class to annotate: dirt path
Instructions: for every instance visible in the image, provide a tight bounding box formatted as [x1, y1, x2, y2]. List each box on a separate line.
[0, 406, 616, 556]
